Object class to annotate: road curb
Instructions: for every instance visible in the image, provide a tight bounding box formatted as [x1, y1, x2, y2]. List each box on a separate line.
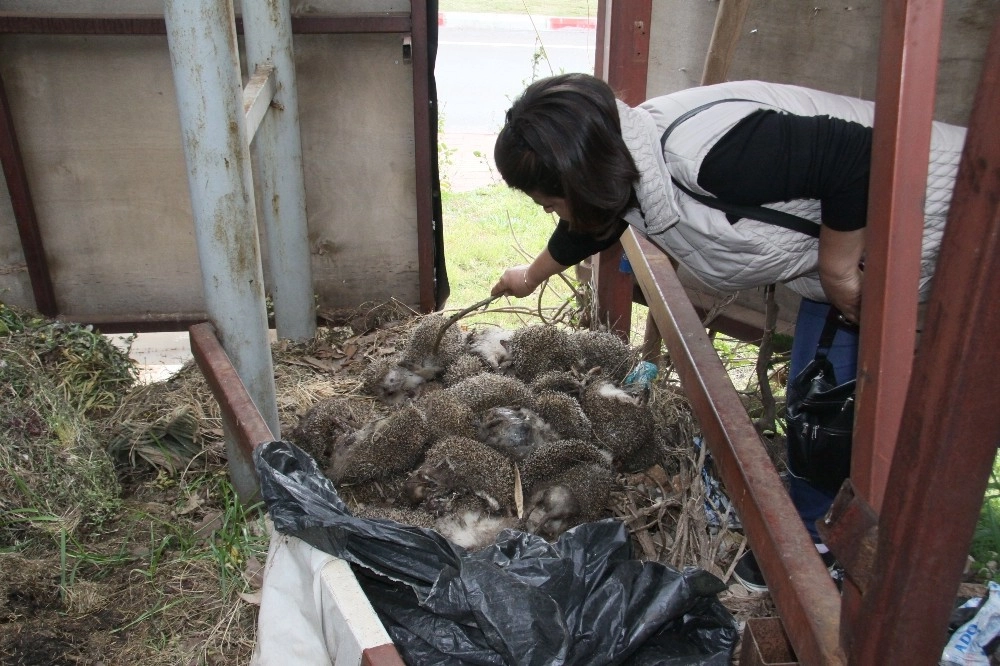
[438, 11, 596, 32]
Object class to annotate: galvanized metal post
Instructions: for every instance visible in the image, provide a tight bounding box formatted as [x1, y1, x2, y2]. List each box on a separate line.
[242, 0, 316, 341]
[164, 0, 280, 500]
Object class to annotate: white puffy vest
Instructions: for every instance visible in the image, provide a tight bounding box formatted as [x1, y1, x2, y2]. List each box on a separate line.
[617, 80, 966, 301]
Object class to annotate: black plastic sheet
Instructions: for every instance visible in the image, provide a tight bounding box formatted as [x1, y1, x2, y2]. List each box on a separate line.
[255, 440, 739, 665]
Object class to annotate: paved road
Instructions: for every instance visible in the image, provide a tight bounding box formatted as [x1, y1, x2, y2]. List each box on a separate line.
[436, 15, 597, 190]
[437, 21, 597, 133]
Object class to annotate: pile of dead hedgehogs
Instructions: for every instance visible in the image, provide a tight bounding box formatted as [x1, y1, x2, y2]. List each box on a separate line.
[290, 315, 674, 550]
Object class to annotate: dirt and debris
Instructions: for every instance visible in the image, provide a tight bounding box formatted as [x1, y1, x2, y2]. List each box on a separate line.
[0, 300, 785, 664]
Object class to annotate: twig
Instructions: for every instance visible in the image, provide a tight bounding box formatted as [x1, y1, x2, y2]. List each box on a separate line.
[722, 536, 748, 584]
[754, 284, 778, 433]
[432, 294, 502, 354]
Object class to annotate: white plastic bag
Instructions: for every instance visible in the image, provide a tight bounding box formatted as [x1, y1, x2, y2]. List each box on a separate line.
[941, 581, 1000, 665]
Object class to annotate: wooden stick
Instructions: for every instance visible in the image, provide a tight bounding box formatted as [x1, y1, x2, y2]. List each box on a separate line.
[431, 294, 501, 354]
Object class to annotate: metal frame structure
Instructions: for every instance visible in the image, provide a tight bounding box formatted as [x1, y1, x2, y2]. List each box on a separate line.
[6, 1, 995, 662]
[183, 2, 999, 662]
[190, 321, 407, 666]
[597, 0, 1000, 663]
[0, 5, 439, 332]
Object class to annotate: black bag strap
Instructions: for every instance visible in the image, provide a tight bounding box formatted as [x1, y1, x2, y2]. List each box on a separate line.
[815, 307, 847, 361]
[659, 98, 760, 150]
[670, 178, 821, 238]
[659, 98, 820, 239]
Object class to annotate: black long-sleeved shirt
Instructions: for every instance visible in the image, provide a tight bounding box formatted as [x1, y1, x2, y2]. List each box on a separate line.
[546, 109, 872, 267]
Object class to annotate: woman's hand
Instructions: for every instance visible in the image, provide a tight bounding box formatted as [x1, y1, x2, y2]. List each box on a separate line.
[821, 268, 863, 323]
[491, 265, 537, 298]
[818, 226, 865, 324]
[490, 249, 568, 299]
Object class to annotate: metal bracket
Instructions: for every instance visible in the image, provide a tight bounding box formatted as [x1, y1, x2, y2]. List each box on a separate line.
[816, 479, 879, 594]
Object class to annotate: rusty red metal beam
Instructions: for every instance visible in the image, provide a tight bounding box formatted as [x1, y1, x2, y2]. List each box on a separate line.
[838, 0, 945, 655]
[361, 644, 408, 666]
[594, 0, 651, 340]
[849, 13, 1000, 663]
[0, 13, 413, 35]
[852, 0, 943, 513]
[622, 228, 843, 666]
[0, 72, 56, 316]
[597, 0, 650, 105]
[189, 322, 274, 465]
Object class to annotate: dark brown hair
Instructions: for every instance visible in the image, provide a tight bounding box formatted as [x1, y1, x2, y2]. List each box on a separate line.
[494, 73, 638, 236]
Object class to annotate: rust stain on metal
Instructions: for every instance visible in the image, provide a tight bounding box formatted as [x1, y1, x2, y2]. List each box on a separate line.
[621, 228, 843, 666]
[815, 480, 878, 594]
[361, 643, 407, 666]
[189, 322, 273, 460]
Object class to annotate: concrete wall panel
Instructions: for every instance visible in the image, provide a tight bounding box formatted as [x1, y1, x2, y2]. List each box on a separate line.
[0, 34, 201, 317]
[645, 0, 999, 125]
[0, 4, 423, 321]
[291, 33, 419, 311]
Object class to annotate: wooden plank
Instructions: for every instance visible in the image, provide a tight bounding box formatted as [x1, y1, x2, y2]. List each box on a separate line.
[700, 0, 751, 85]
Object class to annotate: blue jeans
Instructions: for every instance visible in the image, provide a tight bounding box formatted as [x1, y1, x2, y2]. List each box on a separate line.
[787, 298, 859, 540]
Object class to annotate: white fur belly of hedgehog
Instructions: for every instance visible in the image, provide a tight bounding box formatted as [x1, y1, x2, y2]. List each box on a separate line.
[466, 326, 514, 372]
[474, 406, 556, 461]
[523, 463, 616, 540]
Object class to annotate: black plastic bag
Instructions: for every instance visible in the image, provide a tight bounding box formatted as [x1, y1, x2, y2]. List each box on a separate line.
[255, 440, 739, 665]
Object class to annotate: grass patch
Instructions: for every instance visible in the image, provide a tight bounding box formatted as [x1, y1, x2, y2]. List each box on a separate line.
[0, 304, 133, 548]
[970, 454, 1000, 582]
[0, 302, 268, 664]
[442, 184, 588, 328]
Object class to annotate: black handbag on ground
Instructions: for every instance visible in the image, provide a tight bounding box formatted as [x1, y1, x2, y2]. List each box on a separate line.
[785, 308, 856, 494]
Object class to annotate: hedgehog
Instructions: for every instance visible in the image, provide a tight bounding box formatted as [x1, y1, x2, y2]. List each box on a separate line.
[533, 391, 593, 441]
[399, 313, 466, 373]
[434, 511, 519, 551]
[466, 326, 514, 372]
[529, 369, 589, 397]
[473, 406, 556, 461]
[615, 434, 666, 473]
[335, 474, 408, 508]
[442, 353, 488, 387]
[444, 373, 535, 413]
[328, 404, 431, 484]
[401, 435, 516, 515]
[523, 463, 616, 540]
[519, 438, 612, 495]
[415, 391, 477, 442]
[570, 329, 640, 382]
[508, 325, 580, 383]
[352, 504, 438, 531]
[288, 396, 376, 464]
[359, 355, 437, 405]
[580, 379, 657, 471]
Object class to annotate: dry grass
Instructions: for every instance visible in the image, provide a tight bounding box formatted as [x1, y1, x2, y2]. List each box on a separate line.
[1, 298, 782, 663]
